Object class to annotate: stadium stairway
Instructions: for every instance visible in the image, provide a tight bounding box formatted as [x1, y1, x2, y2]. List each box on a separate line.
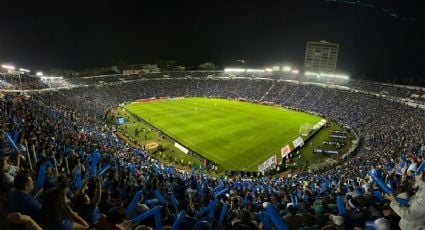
[260, 81, 275, 101]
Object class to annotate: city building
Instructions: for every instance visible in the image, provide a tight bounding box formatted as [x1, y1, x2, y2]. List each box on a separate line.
[304, 40, 339, 73]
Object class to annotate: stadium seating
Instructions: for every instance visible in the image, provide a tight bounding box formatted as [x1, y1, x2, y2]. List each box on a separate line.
[1, 77, 425, 229]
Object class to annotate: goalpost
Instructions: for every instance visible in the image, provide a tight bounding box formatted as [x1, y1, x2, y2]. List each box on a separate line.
[300, 123, 312, 137]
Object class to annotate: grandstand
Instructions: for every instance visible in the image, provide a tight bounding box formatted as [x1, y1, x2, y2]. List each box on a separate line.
[1, 71, 425, 230]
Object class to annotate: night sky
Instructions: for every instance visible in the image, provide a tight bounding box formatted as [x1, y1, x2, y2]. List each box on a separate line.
[0, 0, 424, 81]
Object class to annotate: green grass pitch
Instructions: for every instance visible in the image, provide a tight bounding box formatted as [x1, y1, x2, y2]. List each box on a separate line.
[124, 97, 321, 171]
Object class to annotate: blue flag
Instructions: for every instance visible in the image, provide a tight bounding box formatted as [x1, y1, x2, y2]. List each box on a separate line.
[98, 164, 111, 176]
[5, 133, 18, 151]
[264, 203, 289, 230]
[36, 164, 46, 191]
[218, 203, 229, 226]
[130, 206, 162, 230]
[75, 170, 82, 189]
[337, 196, 345, 216]
[172, 210, 186, 230]
[368, 170, 393, 194]
[126, 191, 142, 217]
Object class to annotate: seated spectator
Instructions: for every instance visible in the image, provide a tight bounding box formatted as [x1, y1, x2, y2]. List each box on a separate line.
[232, 210, 259, 230]
[327, 214, 344, 229]
[1, 151, 19, 194]
[7, 212, 43, 230]
[297, 213, 320, 230]
[42, 187, 89, 230]
[97, 206, 128, 230]
[8, 170, 42, 219]
[381, 205, 400, 230]
[99, 190, 116, 214]
[343, 198, 367, 230]
[284, 205, 304, 230]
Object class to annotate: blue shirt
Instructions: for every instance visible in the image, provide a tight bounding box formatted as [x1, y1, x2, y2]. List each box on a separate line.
[8, 189, 42, 219]
[76, 204, 100, 224]
[46, 218, 73, 230]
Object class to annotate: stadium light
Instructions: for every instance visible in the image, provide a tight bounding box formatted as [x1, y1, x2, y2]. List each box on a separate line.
[236, 59, 247, 73]
[282, 66, 292, 72]
[224, 68, 245, 73]
[36, 71, 43, 76]
[272, 66, 280, 71]
[291, 69, 299, 74]
[305, 71, 318, 76]
[264, 68, 273, 72]
[19, 68, 30, 73]
[40, 76, 63, 80]
[319, 72, 350, 80]
[246, 69, 265, 73]
[2, 64, 15, 70]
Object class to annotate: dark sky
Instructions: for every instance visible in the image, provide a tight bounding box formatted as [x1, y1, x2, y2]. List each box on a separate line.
[0, 0, 424, 80]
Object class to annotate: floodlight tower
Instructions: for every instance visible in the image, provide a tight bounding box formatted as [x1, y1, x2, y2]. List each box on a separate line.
[1, 64, 15, 71]
[236, 59, 247, 73]
[1, 65, 15, 82]
[2, 64, 21, 90]
[19, 68, 31, 90]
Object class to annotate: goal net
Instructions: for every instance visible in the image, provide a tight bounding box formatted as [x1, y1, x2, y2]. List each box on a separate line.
[300, 123, 312, 137]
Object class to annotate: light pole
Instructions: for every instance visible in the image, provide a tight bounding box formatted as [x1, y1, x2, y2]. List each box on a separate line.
[236, 59, 247, 73]
[1, 64, 18, 89]
[2, 65, 31, 90]
[19, 68, 30, 90]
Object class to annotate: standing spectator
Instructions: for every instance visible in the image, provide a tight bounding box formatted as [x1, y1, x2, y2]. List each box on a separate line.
[386, 168, 425, 230]
[74, 176, 102, 225]
[42, 187, 89, 230]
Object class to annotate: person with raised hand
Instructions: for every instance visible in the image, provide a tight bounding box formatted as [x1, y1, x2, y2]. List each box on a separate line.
[385, 163, 425, 230]
[74, 176, 102, 225]
[42, 187, 89, 230]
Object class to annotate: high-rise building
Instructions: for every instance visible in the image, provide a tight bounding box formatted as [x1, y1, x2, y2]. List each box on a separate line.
[304, 41, 339, 73]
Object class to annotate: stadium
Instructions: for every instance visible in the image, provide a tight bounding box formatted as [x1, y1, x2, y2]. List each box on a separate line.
[1, 1, 425, 230]
[1, 70, 425, 229]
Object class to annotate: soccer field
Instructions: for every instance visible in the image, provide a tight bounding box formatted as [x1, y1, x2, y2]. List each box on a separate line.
[124, 97, 321, 171]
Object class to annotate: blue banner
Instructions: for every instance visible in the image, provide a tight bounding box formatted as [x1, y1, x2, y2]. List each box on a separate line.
[169, 193, 178, 211]
[130, 206, 162, 229]
[153, 190, 165, 205]
[171, 210, 185, 230]
[74, 170, 82, 189]
[214, 188, 228, 199]
[89, 151, 101, 177]
[125, 191, 142, 217]
[368, 170, 393, 194]
[97, 164, 111, 176]
[6, 133, 18, 151]
[373, 191, 384, 202]
[265, 204, 289, 230]
[209, 200, 217, 218]
[395, 197, 410, 206]
[36, 164, 46, 191]
[218, 203, 229, 226]
[337, 196, 345, 216]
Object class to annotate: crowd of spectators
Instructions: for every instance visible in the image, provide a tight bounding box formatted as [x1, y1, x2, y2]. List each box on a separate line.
[1, 77, 425, 230]
[0, 75, 48, 90]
